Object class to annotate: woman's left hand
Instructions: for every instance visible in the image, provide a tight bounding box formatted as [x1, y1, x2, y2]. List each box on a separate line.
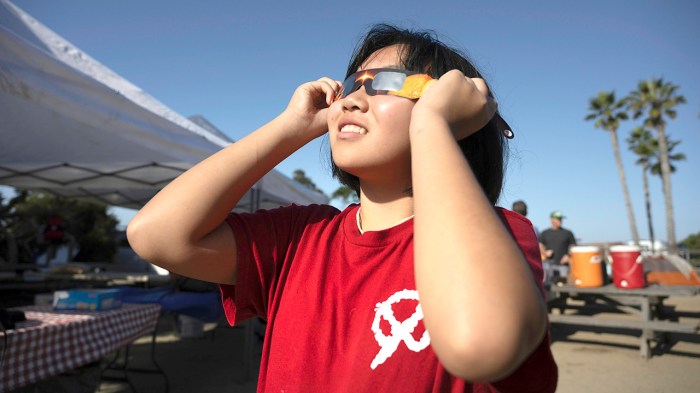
[412, 70, 498, 141]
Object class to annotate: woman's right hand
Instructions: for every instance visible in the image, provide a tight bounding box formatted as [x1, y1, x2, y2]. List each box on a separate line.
[282, 77, 342, 140]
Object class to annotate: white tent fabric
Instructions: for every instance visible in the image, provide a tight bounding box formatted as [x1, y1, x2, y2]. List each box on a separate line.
[0, 0, 327, 210]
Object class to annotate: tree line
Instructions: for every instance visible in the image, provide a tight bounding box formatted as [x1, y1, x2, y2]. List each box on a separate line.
[292, 169, 359, 204]
[0, 170, 357, 265]
[0, 191, 119, 264]
[586, 78, 690, 254]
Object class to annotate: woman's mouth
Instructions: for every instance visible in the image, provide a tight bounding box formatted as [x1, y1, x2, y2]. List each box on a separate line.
[339, 124, 368, 135]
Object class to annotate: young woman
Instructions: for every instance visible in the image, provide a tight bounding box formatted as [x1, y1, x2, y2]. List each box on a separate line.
[128, 24, 557, 392]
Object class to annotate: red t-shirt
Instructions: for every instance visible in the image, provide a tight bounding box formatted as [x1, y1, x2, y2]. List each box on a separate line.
[220, 204, 557, 392]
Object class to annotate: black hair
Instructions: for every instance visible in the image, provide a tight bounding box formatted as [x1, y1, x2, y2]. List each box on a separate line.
[512, 200, 527, 216]
[330, 23, 508, 205]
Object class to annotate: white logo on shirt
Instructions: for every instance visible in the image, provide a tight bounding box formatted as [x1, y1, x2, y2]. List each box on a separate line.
[370, 289, 431, 369]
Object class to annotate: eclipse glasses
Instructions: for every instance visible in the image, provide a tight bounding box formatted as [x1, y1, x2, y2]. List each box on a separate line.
[335, 68, 514, 139]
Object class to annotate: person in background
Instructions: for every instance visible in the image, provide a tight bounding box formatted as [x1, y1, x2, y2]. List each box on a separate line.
[539, 210, 576, 284]
[511, 200, 539, 239]
[512, 200, 547, 269]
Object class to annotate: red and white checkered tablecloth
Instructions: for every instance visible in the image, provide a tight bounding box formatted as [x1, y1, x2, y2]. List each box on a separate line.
[0, 303, 161, 392]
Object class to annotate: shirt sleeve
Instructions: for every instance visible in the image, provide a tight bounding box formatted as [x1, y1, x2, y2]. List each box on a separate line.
[488, 208, 558, 393]
[497, 209, 546, 296]
[219, 204, 338, 326]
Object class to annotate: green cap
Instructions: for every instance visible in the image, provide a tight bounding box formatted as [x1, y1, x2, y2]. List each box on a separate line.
[550, 211, 565, 219]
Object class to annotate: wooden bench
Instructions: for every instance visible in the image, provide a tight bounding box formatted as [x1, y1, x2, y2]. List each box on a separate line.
[549, 314, 699, 333]
[550, 313, 699, 358]
[547, 284, 700, 358]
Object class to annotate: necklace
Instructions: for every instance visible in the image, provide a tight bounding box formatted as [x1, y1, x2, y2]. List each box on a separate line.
[356, 207, 415, 234]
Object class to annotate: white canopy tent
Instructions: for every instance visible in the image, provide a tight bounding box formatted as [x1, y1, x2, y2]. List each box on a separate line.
[0, 0, 327, 211]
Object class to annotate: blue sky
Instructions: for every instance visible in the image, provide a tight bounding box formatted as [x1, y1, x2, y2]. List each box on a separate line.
[9, 0, 700, 244]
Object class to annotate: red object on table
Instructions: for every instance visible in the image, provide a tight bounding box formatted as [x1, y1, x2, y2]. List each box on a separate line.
[0, 303, 161, 392]
[610, 245, 645, 289]
[43, 215, 65, 242]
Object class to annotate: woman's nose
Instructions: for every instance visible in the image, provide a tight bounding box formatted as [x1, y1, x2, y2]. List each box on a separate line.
[341, 86, 369, 112]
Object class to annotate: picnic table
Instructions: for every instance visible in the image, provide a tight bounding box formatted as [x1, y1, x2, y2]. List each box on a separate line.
[547, 283, 700, 358]
[0, 303, 161, 392]
[0, 270, 170, 291]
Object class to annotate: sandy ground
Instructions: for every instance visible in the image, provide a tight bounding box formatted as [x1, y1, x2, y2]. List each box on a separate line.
[550, 295, 700, 393]
[25, 294, 700, 393]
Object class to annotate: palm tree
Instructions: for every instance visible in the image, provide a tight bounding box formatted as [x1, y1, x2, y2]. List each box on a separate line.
[649, 136, 686, 178]
[292, 169, 327, 196]
[331, 185, 359, 205]
[585, 91, 639, 244]
[627, 79, 686, 252]
[649, 136, 686, 250]
[626, 127, 656, 253]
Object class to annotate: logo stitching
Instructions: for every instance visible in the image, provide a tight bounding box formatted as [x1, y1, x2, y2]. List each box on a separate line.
[370, 289, 430, 369]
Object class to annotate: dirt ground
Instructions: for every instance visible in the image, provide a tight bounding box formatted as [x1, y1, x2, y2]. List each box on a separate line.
[27, 294, 700, 393]
[94, 318, 261, 393]
[550, 295, 700, 393]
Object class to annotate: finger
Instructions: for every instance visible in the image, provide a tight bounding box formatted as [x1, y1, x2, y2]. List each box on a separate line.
[468, 77, 498, 117]
[420, 79, 437, 96]
[317, 77, 342, 105]
[317, 77, 342, 93]
[488, 96, 499, 115]
[470, 78, 490, 96]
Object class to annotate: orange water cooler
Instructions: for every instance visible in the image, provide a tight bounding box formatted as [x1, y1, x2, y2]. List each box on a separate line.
[570, 246, 604, 287]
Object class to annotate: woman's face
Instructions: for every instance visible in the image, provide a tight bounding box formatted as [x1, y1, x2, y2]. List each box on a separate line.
[328, 44, 416, 184]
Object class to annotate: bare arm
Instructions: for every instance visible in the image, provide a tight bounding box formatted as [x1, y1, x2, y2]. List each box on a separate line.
[127, 78, 341, 284]
[410, 71, 547, 381]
